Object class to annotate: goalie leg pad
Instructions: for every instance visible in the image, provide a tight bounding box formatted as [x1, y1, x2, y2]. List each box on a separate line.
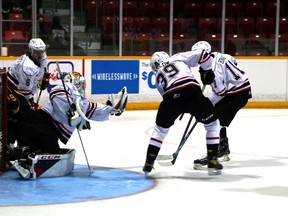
[31, 148, 76, 179]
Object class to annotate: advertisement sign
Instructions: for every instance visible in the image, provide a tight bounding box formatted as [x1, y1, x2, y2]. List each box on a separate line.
[91, 60, 139, 94]
[139, 60, 157, 94]
[47, 61, 76, 93]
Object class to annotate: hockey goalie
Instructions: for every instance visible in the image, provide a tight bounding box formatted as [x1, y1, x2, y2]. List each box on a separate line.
[9, 71, 128, 179]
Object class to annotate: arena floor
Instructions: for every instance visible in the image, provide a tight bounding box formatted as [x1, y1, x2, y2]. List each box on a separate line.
[1, 109, 288, 216]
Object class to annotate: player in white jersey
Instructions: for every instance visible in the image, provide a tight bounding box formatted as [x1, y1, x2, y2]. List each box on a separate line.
[143, 50, 223, 176]
[191, 41, 252, 169]
[9, 71, 128, 179]
[7, 38, 50, 145]
[8, 38, 49, 108]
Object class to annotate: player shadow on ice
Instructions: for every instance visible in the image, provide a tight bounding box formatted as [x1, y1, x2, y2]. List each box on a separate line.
[146, 158, 287, 182]
[224, 186, 288, 198]
[220, 157, 288, 169]
[148, 170, 263, 183]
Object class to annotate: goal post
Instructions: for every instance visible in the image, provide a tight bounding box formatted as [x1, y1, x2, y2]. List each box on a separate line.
[0, 69, 7, 173]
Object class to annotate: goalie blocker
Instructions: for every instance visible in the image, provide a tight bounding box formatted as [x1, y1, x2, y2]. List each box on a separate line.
[10, 148, 76, 180]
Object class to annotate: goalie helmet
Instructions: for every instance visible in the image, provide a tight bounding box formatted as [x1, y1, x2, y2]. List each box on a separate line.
[150, 51, 169, 73]
[64, 72, 86, 97]
[191, 41, 211, 53]
[72, 72, 86, 97]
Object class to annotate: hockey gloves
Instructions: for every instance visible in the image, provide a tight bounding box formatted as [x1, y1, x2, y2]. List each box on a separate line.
[199, 67, 215, 85]
[40, 67, 50, 90]
[28, 97, 39, 110]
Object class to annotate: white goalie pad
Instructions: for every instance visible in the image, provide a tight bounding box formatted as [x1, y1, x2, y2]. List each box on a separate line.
[29, 148, 76, 179]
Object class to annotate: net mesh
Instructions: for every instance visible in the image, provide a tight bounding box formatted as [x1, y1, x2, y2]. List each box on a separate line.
[0, 69, 7, 173]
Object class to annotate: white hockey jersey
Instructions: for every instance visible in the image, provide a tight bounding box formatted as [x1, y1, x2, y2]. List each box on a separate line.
[208, 52, 251, 105]
[42, 82, 112, 144]
[155, 49, 213, 96]
[8, 53, 47, 100]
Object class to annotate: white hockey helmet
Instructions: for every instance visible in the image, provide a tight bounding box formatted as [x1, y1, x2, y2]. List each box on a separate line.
[28, 38, 46, 54]
[191, 41, 212, 53]
[150, 51, 169, 73]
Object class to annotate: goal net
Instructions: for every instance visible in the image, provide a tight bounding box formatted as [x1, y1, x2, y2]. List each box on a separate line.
[0, 69, 7, 173]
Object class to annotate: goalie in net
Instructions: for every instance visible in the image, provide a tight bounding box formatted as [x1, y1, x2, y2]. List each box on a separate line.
[9, 71, 128, 180]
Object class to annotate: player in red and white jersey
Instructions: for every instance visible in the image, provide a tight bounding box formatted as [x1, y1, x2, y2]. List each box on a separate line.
[17, 71, 127, 152]
[143, 50, 223, 176]
[191, 41, 252, 170]
[9, 71, 128, 179]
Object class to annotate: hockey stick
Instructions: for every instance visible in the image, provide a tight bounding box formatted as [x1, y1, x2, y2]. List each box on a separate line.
[156, 115, 194, 161]
[56, 61, 93, 173]
[157, 120, 198, 166]
[36, 89, 42, 105]
[156, 85, 206, 166]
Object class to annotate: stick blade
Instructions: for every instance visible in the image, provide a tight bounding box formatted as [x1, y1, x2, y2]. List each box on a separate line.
[156, 154, 173, 161]
[157, 160, 174, 166]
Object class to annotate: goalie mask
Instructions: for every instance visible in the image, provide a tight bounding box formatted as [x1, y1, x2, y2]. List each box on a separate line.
[64, 72, 86, 97]
[191, 41, 212, 53]
[150, 51, 170, 73]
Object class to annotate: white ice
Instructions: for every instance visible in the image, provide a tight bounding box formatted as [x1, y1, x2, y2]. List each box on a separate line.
[1, 109, 288, 216]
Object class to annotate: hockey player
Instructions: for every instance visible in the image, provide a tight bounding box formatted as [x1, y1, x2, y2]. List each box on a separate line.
[9, 71, 128, 179]
[7, 38, 50, 144]
[191, 41, 252, 169]
[143, 50, 223, 176]
[8, 37, 49, 110]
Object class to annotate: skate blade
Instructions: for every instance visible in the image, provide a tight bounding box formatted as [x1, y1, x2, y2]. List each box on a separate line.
[218, 154, 230, 162]
[208, 168, 222, 175]
[193, 164, 207, 170]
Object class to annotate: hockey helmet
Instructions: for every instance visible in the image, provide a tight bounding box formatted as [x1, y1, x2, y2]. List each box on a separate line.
[191, 41, 212, 53]
[150, 51, 169, 73]
[71, 71, 86, 97]
[66, 72, 86, 97]
[28, 38, 46, 53]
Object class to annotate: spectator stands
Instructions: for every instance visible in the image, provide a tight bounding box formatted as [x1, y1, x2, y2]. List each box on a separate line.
[1, 0, 288, 56]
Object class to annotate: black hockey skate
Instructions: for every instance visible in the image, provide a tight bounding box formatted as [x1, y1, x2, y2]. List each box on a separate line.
[208, 158, 223, 175]
[193, 138, 230, 170]
[217, 137, 230, 162]
[142, 162, 154, 176]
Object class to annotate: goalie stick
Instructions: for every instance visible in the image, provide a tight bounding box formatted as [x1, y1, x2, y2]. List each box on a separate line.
[56, 61, 93, 173]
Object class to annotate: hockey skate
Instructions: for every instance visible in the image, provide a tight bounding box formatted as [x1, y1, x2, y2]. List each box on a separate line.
[193, 139, 230, 170]
[142, 162, 154, 176]
[108, 86, 128, 116]
[10, 160, 31, 180]
[217, 137, 230, 161]
[207, 158, 223, 175]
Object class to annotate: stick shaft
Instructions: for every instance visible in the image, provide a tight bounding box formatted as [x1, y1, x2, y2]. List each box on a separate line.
[56, 61, 92, 172]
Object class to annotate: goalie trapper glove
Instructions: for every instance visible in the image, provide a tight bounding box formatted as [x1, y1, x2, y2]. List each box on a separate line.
[108, 86, 128, 116]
